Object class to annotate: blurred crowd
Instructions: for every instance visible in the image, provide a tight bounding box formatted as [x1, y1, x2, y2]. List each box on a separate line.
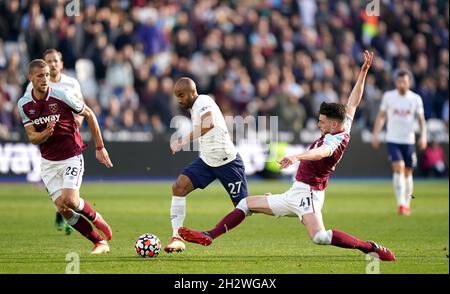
[0, 0, 448, 141]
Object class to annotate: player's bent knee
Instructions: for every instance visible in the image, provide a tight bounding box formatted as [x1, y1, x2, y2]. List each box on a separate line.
[56, 204, 73, 219]
[54, 202, 65, 212]
[61, 196, 79, 210]
[172, 181, 188, 196]
[312, 230, 332, 245]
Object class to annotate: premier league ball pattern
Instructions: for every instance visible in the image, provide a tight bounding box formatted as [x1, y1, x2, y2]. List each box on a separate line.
[135, 233, 161, 258]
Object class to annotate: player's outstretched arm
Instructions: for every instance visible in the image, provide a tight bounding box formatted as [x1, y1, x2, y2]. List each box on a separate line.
[170, 111, 214, 154]
[80, 106, 113, 168]
[278, 145, 332, 169]
[346, 50, 373, 120]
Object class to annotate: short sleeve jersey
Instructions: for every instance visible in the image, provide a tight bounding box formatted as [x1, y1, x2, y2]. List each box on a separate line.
[295, 115, 352, 190]
[380, 89, 424, 144]
[190, 94, 237, 167]
[18, 87, 85, 161]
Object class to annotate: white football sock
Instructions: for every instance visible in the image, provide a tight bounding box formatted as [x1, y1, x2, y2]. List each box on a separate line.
[236, 198, 250, 216]
[312, 230, 333, 245]
[65, 212, 81, 226]
[404, 174, 413, 208]
[171, 196, 186, 238]
[76, 197, 85, 211]
[393, 172, 406, 207]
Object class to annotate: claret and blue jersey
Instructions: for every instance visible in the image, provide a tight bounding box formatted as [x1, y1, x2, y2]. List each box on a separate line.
[17, 87, 85, 161]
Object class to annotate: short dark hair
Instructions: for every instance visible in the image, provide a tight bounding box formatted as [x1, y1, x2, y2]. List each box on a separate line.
[43, 48, 63, 60]
[395, 69, 412, 80]
[319, 102, 346, 122]
[28, 59, 48, 74]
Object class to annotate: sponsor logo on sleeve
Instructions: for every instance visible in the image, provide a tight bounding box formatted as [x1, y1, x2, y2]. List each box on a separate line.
[200, 106, 211, 112]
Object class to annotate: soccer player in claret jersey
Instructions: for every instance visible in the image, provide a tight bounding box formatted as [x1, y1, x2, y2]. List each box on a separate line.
[371, 69, 427, 216]
[26, 49, 86, 235]
[164, 77, 248, 253]
[178, 51, 396, 262]
[18, 59, 113, 254]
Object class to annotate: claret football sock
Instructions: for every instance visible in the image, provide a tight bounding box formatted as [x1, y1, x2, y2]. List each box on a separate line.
[206, 208, 246, 239]
[330, 229, 373, 253]
[66, 212, 103, 244]
[75, 198, 97, 221]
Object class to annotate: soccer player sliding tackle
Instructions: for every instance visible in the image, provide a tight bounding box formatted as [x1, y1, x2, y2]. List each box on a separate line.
[178, 51, 396, 261]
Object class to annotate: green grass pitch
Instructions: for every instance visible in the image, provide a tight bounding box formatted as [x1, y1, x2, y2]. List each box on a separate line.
[0, 179, 448, 274]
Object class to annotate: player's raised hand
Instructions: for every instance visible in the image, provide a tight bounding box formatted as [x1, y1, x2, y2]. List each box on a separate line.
[96, 147, 113, 168]
[361, 50, 374, 72]
[278, 155, 298, 169]
[170, 139, 184, 155]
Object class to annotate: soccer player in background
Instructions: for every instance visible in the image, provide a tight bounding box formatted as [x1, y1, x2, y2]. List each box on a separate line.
[371, 69, 427, 216]
[26, 49, 86, 235]
[18, 59, 113, 254]
[164, 77, 248, 253]
[178, 51, 396, 261]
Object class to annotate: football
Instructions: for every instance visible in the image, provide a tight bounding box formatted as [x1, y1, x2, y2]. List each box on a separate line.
[135, 233, 161, 258]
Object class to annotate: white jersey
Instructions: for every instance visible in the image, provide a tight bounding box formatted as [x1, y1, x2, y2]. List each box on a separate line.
[25, 73, 82, 101]
[190, 94, 237, 167]
[380, 89, 424, 144]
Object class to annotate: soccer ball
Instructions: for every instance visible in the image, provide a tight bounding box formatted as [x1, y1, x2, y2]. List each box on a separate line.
[135, 233, 161, 258]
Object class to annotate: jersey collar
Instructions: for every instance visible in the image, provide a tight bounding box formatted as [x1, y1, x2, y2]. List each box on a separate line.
[31, 86, 51, 102]
[330, 129, 345, 135]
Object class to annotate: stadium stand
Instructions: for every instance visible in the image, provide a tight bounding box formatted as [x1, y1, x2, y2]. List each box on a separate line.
[0, 0, 448, 145]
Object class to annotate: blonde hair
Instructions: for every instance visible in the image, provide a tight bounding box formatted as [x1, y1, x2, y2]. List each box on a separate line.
[28, 59, 48, 74]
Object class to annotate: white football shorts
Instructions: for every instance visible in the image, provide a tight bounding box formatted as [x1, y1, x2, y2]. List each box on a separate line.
[267, 180, 325, 220]
[40, 154, 84, 201]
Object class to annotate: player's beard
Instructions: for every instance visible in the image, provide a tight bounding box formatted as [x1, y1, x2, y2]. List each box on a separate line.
[50, 69, 59, 80]
[187, 95, 195, 108]
[38, 84, 49, 93]
[179, 97, 193, 109]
